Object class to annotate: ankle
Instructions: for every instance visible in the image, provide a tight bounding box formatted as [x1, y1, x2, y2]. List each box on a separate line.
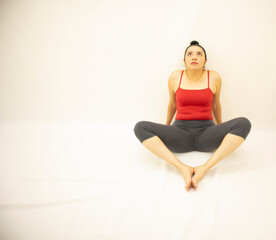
[178, 163, 192, 171]
[201, 163, 212, 173]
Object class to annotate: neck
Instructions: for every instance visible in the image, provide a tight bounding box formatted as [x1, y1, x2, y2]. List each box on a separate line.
[185, 68, 205, 81]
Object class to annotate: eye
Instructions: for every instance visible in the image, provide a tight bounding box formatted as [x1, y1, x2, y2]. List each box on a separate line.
[198, 53, 202, 55]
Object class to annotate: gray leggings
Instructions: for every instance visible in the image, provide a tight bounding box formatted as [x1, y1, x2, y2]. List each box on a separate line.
[134, 117, 251, 153]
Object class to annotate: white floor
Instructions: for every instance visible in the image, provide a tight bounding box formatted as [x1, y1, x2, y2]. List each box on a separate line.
[0, 122, 275, 240]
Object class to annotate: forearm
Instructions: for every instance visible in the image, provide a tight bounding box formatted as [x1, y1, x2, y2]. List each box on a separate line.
[212, 104, 222, 124]
[166, 103, 176, 125]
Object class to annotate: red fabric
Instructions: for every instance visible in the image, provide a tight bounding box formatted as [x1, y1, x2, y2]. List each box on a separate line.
[175, 70, 214, 120]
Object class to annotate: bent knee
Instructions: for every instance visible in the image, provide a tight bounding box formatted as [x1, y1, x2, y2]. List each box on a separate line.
[231, 117, 252, 140]
[237, 117, 252, 132]
[134, 121, 149, 134]
[133, 121, 154, 143]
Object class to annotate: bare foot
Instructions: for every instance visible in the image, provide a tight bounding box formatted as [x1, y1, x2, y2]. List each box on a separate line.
[191, 165, 208, 190]
[179, 165, 194, 192]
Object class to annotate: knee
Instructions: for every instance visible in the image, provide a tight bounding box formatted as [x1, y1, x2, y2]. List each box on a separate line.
[237, 117, 252, 132]
[133, 121, 151, 142]
[234, 117, 252, 139]
[134, 121, 148, 134]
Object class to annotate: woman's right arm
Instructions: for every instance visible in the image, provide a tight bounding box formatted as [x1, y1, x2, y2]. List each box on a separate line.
[166, 71, 177, 125]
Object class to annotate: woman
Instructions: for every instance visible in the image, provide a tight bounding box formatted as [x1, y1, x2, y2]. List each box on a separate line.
[134, 40, 251, 192]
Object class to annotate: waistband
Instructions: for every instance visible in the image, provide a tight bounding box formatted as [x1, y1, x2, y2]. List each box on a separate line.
[172, 119, 215, 128]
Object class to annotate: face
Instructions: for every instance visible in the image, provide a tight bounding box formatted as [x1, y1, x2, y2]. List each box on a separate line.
[184, 46, 207, 70]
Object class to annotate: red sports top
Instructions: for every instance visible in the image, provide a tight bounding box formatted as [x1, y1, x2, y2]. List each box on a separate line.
[175, 70, 214, 120]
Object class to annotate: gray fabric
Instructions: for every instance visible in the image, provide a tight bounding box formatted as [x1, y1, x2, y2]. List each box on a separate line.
[133, 117, 251, 153]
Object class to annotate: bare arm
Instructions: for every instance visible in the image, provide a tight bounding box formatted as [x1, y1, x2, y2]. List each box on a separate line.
[166, 71, 177, 125]
[212, 72, 222, 124]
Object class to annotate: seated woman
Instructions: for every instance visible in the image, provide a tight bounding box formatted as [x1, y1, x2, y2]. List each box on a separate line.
[134, 40, 251, 192]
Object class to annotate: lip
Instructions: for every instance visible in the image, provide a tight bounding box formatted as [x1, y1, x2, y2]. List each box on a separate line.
[191, 62, 198, 64]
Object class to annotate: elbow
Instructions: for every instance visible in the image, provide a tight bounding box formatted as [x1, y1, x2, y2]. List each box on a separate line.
[212, 104, 221, 115]
[169, 102, 176, 109]
[212, 102, 221, 109]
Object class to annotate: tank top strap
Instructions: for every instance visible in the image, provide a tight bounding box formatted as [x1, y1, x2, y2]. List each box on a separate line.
[207, 70, 209, 88]
[178, 70, 184, 88]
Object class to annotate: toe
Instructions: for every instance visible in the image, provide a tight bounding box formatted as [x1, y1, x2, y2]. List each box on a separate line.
[191, 178, 197, 189]
[188, 178, 192, 187]
[186, 180, 192, 191]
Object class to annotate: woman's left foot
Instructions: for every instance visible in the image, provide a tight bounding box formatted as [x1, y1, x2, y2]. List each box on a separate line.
[179, 165, 194, 192]
[191, 165, 208, 190]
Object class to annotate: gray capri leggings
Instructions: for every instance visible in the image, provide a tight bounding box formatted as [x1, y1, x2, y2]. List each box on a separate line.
[134, 117, 251, 153]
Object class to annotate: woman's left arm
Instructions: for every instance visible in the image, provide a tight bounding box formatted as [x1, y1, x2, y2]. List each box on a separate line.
[212, 72, 222, 124]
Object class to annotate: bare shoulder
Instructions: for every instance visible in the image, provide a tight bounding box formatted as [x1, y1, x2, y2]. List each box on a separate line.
[169, 70, 182, 79]
[209, 70, 221, 86]
[168, 70, 182, 90]
[209, 70, 221, 96]
[167, 70, 181, 105]
[169, 70, 181, 85]
[209, 70, 222, 82]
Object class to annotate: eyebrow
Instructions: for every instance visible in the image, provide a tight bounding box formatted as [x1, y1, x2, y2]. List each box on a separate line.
[187, 51, 203, 54]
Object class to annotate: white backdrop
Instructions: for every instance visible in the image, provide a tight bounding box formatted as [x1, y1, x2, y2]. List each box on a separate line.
[0, 1, 276, 240]
[0, 0, 275, 129]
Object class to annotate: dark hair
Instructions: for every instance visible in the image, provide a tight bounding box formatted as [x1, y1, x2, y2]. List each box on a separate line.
[184, 40, 207, 60]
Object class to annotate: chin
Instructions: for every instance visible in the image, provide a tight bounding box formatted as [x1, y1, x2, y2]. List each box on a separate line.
[189, 66, 201, 69]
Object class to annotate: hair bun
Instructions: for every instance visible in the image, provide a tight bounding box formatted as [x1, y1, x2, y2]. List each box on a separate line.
[190, 40, 199, 45]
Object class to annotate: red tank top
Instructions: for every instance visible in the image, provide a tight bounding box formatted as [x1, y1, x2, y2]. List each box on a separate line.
[175, 70, 214, 120]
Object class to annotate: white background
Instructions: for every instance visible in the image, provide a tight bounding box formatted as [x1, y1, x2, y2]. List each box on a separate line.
[0, 1, 276, 240]
[0, 0, 275, 128]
